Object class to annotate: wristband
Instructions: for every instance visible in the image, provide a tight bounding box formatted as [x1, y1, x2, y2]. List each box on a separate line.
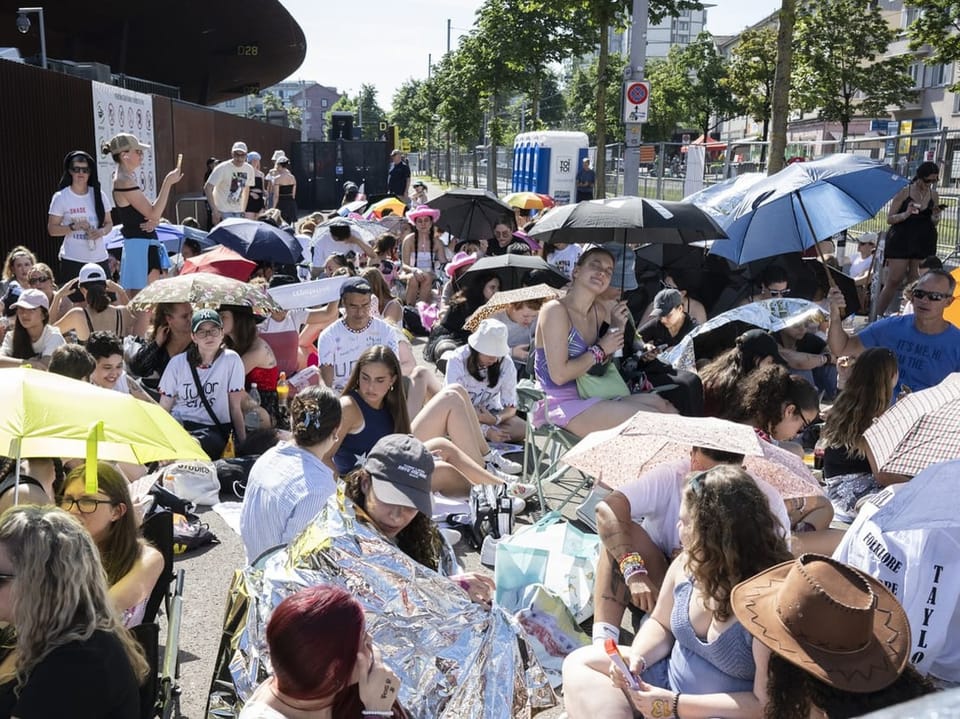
[361, 712, 393, 717]
[588, 344, 606, 365]
[618, 552, 648, 581]
[672, 692, 681, 718]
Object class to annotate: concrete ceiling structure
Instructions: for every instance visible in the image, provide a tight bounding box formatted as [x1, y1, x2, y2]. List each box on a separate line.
[0, 0, 306, 104]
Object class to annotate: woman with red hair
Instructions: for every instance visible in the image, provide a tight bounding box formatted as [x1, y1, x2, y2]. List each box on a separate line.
[239, 584, 406, 718]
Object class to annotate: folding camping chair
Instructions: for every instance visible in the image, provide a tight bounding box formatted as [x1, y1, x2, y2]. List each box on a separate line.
[136, 511, 186, 719]
[516, 379, 594, 515]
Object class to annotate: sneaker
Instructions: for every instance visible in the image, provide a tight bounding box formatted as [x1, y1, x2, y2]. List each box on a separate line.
[484, 448, 523, 475]
[485, 464, 518, 483]
[504, 481, 537, 501]
[510, 496, 527, 515]
[480, 535, 500, 567]
[440, 527, 462, 546]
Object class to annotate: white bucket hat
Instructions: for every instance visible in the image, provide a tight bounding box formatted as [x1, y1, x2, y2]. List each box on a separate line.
[468, 318, 510, 358]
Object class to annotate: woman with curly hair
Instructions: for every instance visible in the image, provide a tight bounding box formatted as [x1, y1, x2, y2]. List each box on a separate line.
[819, 348, 900, 521]
[342, 434, 495, 604]
[563, 464, 793, 719]
[0, 505, 148, 717]
[59, 462, 163, 627]
[700, 329, 789, 419]
[732, 553, 936, 719]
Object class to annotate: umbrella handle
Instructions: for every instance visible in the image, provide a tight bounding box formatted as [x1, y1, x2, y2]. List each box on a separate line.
[814, 240, 839, 291]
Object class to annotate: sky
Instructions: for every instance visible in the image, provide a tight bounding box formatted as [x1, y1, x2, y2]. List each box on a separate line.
[279, 0, 781, 112]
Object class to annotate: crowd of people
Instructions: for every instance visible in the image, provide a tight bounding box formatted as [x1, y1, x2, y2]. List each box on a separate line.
[0, 142, 956, 718]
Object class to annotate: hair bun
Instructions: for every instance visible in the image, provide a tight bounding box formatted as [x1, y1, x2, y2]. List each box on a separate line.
[100, 143, 112, 157]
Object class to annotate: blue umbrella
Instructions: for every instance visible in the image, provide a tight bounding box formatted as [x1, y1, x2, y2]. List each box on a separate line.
[207, 218, 303, 265]
[710, 155, 908, 265]
[682, 172, 766, 221]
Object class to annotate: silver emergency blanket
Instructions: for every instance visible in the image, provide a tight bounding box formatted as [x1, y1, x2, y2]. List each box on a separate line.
[208, 492, 557, 718]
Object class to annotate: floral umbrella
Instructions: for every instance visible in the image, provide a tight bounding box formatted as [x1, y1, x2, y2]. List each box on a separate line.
[127, 273, 282, 314]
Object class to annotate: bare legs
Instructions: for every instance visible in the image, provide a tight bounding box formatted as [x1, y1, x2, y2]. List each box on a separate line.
[412, 385, 489, 464]
[875, 258, 919, 315]
[425, 437, 502, 497]
[562, 645, 636, 719]
[566, 393, 676, 439]
[405, 365, 441, 419]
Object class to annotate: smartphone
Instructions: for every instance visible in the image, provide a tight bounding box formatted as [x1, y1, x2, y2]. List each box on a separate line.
[604, 638, 641, 690]
[176, 153, 183, 173]
[656, 343, 669, 352]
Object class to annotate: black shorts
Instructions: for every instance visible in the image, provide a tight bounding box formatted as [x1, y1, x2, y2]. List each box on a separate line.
[884, 226, 937, 261]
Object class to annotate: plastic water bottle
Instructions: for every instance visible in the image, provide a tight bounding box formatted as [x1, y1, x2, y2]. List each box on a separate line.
[276, 372, 289, 406]
[245, 383, 262, 431]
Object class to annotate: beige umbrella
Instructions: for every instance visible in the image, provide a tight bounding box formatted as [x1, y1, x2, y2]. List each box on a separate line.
[864, 373, 960, 477]
[563, 411, 822, 499]
[463, 283, 563, 331]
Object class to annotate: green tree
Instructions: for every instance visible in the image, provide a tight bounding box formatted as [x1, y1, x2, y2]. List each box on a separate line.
[792, 0, 917, 144]
[678, 33, 739, 140]
[390, 78, 431, 151]
[725, 26, 778, 150]
[643, 53, 694, 141]
[906, 0, 960, 92]
[326, 86, 386, 141]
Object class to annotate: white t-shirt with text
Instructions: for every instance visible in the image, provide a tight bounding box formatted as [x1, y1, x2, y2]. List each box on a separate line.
[206, 161, 255, 214]
[158, 350, 245, 426]
[48, 187, 114, 262]
[317, 318, 399, 393]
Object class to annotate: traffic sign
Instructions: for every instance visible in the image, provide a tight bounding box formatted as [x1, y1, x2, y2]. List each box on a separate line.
[623, 81, 650, 123]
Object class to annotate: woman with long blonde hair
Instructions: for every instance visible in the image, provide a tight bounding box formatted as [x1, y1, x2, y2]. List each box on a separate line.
[0, 505, 148, 715]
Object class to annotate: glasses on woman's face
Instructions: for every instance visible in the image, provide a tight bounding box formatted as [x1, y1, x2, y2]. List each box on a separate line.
[925, 176, 939, 183]
[70, 166, 91, 174]
[0, 573, 15, 586]
[799, 412, 818, 432]
[28, 276, 51, 285]
[59, 496, 116, 514]
[194, 328, 222, 339]
[660, 280, 679, 290]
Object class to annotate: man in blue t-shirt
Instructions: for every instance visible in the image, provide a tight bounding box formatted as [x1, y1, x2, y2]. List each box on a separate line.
[576, 157, 596, 202]
[827, 269, 960, 394]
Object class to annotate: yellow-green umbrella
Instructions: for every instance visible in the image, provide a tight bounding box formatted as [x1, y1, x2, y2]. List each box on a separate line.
[0, 368, 207, 495]
[366, 197, 407, 219]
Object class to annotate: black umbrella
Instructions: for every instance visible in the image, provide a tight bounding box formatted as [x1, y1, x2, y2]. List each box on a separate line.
[208, 218, 303, 265]
[426, 189, 514, 241]
[462, 255, 567, 292]
[528, 197, 728, 246]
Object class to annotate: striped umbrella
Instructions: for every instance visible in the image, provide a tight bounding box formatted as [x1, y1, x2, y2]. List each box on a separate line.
[864, 373, 960, 477]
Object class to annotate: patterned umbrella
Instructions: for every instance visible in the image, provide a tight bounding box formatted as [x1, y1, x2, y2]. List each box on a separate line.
[463, 284, 563, 331]
[564, 412, 822, 500]
[864, 373, 960, 477]
[127, 273, 282, 314]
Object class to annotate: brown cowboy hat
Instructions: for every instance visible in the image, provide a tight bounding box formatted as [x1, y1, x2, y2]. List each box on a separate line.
[731, 553, 910, 693]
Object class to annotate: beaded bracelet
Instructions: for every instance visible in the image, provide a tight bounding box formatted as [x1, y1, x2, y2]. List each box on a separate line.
[588, 344, 606, 365]
[672, 692, 681, 718]
[618, 552, 648, 581]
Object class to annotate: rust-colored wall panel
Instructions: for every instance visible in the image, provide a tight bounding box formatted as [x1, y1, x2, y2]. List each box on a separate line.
[0, 61, 298, 268]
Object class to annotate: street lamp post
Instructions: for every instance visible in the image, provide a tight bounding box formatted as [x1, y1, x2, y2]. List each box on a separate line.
[16, 7, 47, 70]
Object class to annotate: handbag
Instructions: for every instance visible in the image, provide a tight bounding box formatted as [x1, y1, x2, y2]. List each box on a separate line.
[495, 511, 601, 622]
[576, 361, 631, 400]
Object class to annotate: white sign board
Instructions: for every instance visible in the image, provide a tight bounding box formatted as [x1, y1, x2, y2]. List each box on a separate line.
[92, 81, 157, 201]
[623, 81, 650, 124]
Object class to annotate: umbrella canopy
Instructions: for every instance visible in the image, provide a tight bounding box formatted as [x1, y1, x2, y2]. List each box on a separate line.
[127, 273, 282, 314]
[661, 298, 825, 371]
[563, 412, 821, 500]
[0, 368, 207, 493]
[426, 188, 514, 241]
[311, 217, 382, 249]
[682, 172, 767, 221]
[180, 245, 257, 281]
[462, 255, 567, 292]
[528, 196, 728, 247]
[503, 192, 548, 211]
[208, 218, 303, 265]
[463, 284, 563, 331]
[863, 373, 960, 477]
[365, 197, 407, 220]
[710, 154, 909, 265]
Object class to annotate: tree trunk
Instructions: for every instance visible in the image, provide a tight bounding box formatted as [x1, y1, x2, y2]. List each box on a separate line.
[594, 20, 610, 198]
[768, 0, 796, 175]
[760, 116, 770, 164]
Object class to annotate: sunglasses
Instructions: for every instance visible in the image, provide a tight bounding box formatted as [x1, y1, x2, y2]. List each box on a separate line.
[660, 281, 679, 290]
[69, 166, 91, 174]
[911, 288, 949, 302]
[0, 573, 15, 585]
[767, 288, 791, 297]
[194, 328, 223, 338]
[28, 276, 51, 285]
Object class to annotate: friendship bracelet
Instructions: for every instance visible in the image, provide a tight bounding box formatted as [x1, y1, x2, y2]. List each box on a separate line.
[618, 552, 648, 581]
[672, 692, 681, 718]
[361, 712, 393, 717]
[588, 344, 606, 365]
